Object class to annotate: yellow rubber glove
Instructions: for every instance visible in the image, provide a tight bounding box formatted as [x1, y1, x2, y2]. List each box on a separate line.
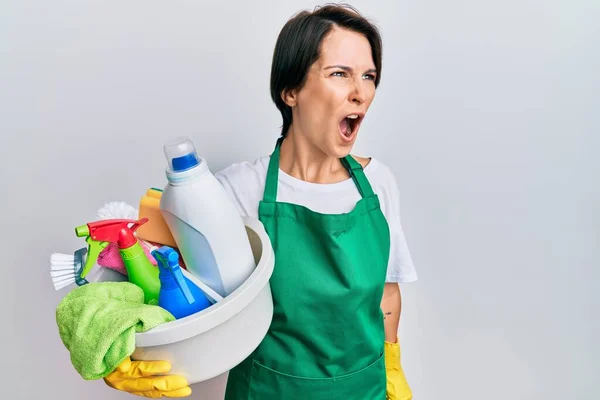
[103, 356, 192, 398]
[384, 340, 413, 400]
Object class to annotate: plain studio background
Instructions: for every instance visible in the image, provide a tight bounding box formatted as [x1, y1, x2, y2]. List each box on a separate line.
[1, 0, 598, 399]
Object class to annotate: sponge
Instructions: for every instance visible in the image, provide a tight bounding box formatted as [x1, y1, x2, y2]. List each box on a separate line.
[136, 188, 178, 247]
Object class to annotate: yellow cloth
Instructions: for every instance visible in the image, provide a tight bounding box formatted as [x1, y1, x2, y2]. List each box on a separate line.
[384, 340, 413, 400]
[104, 356, 192, 398]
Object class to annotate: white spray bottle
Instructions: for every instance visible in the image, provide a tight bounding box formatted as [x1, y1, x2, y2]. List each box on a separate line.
[159, 137, 255, 297]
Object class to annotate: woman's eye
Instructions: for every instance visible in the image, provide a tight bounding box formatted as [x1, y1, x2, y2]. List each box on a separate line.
[332, 71, 347, 77]
[363, 74, 376, 81]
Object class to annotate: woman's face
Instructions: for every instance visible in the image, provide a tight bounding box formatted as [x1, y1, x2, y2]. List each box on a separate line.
[286, 27, 378, 158]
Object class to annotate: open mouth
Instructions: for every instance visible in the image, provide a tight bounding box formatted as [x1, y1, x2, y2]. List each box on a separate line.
[339, 114, 363, 140]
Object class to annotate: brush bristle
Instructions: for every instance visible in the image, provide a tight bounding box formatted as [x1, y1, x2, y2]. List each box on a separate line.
[51, 274, 76, 290]
[53, 277, 75, 290]
[50, 254, 76, 271]
[51, 260, 75, 266]
[53, 276, 74, 283]
[51, 253, 75, 262]
[50, 252, 78, 290]
[51, 269, 74, 277]
[97, 201, 138, 220]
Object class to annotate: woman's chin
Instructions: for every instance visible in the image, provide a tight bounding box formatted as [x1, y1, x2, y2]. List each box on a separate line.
[329, 137, 356, 158]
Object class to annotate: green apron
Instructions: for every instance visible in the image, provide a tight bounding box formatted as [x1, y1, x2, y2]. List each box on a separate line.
[225, 138, 391, 400]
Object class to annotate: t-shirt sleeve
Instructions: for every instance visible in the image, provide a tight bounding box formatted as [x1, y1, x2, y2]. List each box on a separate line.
[214, 169, 249, 218]
[379, 167, 418, 284]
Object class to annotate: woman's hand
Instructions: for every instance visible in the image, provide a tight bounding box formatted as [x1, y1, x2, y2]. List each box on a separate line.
[103, 356, 192, 398]
[384, 340, 412, 400]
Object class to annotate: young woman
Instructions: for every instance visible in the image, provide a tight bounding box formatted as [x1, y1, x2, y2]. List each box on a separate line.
[103, 5, 416, 399]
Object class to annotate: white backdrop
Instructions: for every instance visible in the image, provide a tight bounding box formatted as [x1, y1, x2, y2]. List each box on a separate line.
[1, 1, 598, 399]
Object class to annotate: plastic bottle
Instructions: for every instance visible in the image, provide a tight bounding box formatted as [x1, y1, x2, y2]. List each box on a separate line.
[116, 221, 161, 305]
[159, 137, 255, 297]
[75, 218, 161, 305]
[152, 246, 212, 319]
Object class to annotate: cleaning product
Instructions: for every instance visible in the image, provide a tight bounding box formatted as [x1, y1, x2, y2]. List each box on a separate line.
[152, 246, 212, 319]
[75, 218, 161, 305]
[95, 201, 158, 275]
[159, 137, 255, 297]
[97, 241, 158, 276]
[136, 188, 178, 247]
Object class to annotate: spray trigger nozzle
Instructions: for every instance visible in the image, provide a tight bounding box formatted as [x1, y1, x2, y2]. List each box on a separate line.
[153, 246, 195, 304]
[74, 218, 149, 278]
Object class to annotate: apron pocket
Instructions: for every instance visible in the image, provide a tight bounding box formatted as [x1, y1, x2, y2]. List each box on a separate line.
[248, 353, 386, 400]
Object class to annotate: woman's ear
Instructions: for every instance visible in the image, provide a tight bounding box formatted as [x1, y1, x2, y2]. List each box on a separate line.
[281, 88, 298, 108]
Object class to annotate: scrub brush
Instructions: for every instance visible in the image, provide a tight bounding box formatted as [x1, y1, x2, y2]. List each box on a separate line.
[50, 247, 89, 290]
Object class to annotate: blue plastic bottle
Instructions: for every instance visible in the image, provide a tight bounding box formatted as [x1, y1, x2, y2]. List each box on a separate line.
[152, 246, 212, 319]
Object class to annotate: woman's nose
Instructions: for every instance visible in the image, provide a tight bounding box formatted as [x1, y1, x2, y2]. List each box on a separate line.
[350, 79, 367, 105]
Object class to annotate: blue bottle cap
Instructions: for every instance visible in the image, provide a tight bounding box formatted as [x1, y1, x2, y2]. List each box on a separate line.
[172, 153, 198, 171]
[163, 137, 200, 172]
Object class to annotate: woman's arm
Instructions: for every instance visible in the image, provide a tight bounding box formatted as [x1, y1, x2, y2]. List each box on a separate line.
[381, 282, 401, 342]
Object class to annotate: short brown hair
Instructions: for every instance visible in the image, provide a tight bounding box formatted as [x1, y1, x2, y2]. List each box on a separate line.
[270, 4, 383, 137]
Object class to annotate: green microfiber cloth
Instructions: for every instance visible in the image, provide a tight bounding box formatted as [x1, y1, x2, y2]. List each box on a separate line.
[56, 281, 175, 380]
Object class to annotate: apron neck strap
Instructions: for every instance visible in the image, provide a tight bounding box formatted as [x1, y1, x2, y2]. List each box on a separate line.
[262, 137, 375, 203]
[340, 154, 375, 198]
[263, 137, 284, 203]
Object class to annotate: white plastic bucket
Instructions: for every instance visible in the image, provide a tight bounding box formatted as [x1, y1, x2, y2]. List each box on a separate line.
[86, 217, 274, 384]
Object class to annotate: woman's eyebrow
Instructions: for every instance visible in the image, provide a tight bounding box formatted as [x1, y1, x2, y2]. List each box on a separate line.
[324, 65, 377, 74]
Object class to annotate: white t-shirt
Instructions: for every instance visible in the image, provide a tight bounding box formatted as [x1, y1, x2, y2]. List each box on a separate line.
[214, 156, 418, 284]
